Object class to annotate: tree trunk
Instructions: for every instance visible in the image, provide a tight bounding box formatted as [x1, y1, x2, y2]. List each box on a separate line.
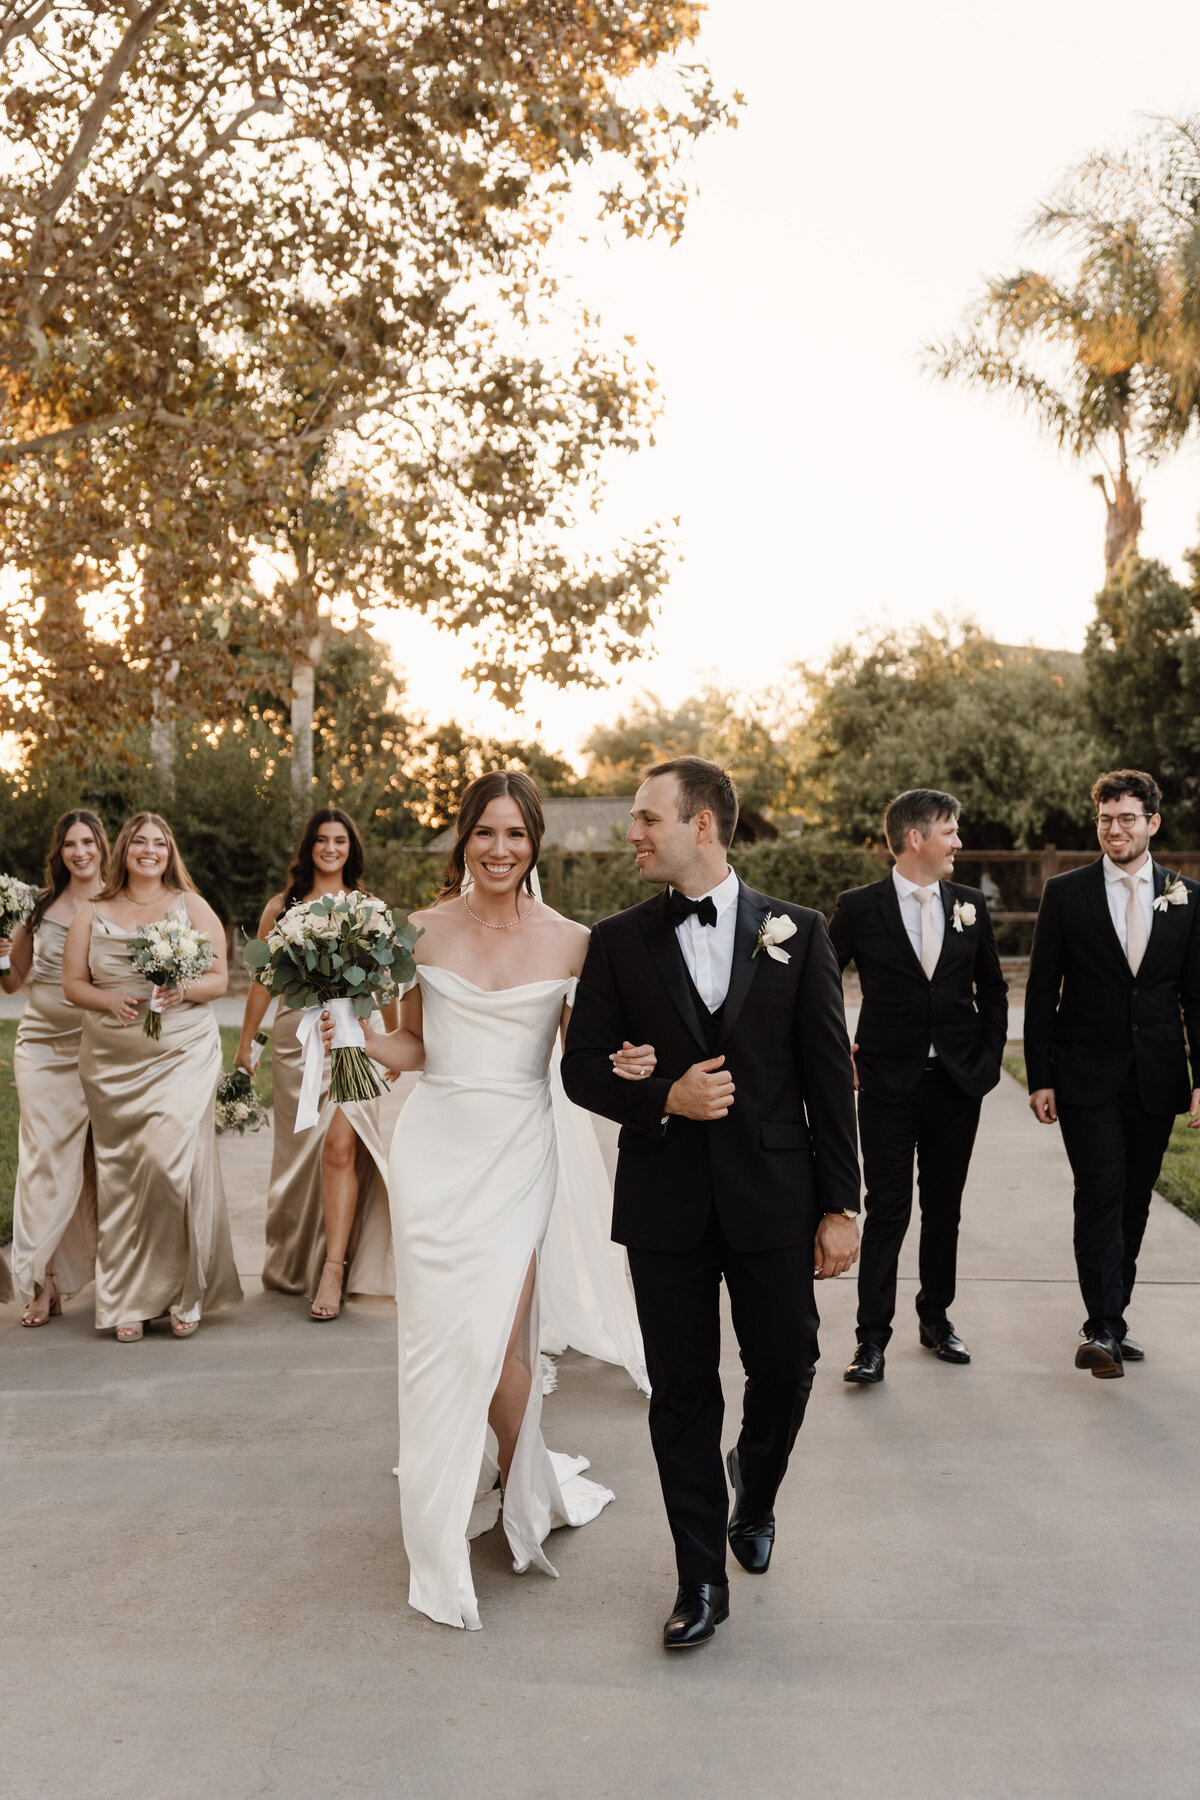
[1098, 469, 1143, 573]
[149, 671, 179, 794]
[290, 627, 327, 822]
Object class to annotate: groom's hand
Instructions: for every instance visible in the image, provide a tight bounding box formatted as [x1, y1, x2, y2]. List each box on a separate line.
[665, 1056, 735, 1120]
[814, 1212, 859, 1280]
[1029, 1087, 1057, 1124]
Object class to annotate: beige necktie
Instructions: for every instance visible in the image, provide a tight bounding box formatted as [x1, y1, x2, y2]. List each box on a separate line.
[914, 886, 939, 979]
[1121, 873, 1147, 975]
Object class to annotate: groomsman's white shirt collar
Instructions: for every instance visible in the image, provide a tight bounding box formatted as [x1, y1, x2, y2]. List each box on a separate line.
[891, 865, 942, 1055]
[670, 865, 740, 1011]
[1102, 853, 1154, 953]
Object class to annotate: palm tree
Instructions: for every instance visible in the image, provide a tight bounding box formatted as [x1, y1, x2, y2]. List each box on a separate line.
[928, 147, 1198, 573]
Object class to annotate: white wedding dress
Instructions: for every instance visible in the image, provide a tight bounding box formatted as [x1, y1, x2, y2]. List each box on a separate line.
[388, 965, 643, 1631]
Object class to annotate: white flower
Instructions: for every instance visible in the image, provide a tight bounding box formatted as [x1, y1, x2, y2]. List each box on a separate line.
[1153, 875, 1189, 913]
[952, 900, 977, 934]
[753, 912, 798, 963]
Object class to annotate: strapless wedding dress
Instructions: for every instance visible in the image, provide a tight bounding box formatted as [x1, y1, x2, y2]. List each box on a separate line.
[388, 966, 624, 1630]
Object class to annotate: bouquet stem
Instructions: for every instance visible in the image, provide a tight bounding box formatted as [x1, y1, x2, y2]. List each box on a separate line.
[330, 1044, 384, 1107]
[143, 980, 170, 1039]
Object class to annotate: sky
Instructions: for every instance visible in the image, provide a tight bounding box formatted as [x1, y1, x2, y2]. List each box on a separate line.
[372, 0, 1200, 762]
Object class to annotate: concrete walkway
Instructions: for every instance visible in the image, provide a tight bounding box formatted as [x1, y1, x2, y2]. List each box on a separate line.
[3, 1072, 1200, 1800]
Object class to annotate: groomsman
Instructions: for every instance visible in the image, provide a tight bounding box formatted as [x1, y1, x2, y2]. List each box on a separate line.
[830, 790, 1007, 1382]
[1025, 770, 1200, 1378]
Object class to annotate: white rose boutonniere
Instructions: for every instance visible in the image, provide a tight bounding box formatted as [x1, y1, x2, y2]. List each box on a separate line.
[1153, 874, 1190, 914]
[951, 899, 977, 934]
[753, 912, 798, 963]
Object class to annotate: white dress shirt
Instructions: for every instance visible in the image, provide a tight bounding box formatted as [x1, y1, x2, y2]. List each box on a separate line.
[672, 866, 740, 1011]
[892, 865, 942, 1056]
[892, 866, 945, 967]
[1102, 854, 1154, 953]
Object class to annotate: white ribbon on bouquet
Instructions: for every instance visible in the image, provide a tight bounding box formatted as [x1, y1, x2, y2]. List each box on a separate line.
[294, 996, 365, 1132]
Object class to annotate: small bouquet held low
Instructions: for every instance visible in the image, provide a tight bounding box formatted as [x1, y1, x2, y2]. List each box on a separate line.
[0, 875, 39, 971]
[126, 916, 216, 1038]
[215, 1067, 270, 1135]
[243, 890, 420, 1128]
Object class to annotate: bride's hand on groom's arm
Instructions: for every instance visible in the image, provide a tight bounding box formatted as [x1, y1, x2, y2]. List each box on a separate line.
[664, 1056, 735, 1120]
[813, 1212, 859, 1280]
[610, 1041, 658, 1082]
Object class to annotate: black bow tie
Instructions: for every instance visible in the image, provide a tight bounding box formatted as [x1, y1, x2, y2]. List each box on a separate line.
[666, 889, 718, 929]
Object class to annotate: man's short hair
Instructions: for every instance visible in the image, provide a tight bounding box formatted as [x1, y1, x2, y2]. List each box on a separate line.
[645, 756, 739, 849]
[1091, 769, 1162, 816]
[884, 789, 961, 857]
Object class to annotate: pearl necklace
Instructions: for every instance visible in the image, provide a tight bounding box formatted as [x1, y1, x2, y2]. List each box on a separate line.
[463, 894, 534, 930]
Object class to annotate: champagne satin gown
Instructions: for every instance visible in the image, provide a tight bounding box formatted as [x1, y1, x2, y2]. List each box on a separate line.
[9, 918, 98, 1303]
[261, 1002, 394, 1302]
[80, 899, 243, 1330]
[389, 967, 615, 1631]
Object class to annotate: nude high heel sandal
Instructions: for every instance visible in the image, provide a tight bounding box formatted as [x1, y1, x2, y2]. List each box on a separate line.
[22, 1278, 62, 1328]
[311, 1259, 346, 1321]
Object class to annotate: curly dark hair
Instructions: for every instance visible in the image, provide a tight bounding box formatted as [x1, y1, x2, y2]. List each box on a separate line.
[283, 807, 366, 909]
[1091, 769, 1162, 816]
[28, 810, 111, 933]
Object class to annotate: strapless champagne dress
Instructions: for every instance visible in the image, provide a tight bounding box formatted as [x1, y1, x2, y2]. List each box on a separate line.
[261, 1001, 394, 1301]
[79, 900, 243, 1330]
[388, 967, 616, 1631]
[9, 917, 97, 1303]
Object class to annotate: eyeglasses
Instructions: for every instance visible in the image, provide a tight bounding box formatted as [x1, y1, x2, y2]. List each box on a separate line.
[1095, 813, 1149, 832]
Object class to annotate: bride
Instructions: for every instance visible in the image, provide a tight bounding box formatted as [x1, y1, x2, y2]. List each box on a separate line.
[324, 770, 653, 1630]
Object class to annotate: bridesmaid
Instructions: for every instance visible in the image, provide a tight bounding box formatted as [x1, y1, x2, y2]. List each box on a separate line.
[1, 811, 108, 1325]
[62, 812, 243, 1342]
[235, 807, 399, 1322]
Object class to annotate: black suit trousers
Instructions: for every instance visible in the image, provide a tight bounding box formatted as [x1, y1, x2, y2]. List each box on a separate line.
[855, 1062, 982, 1347]
[626, 1208, 820, 1584]
[1057, 1072, 1174, 1337]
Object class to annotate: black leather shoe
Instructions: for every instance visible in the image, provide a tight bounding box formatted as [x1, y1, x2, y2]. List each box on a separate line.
[919, 1321, 971, 1364]
[843, 1343, 885, 1383]
[726, 1446, 775, 1574]
[1075, 1328, 1124, 1378]
[1119, 1337, 1145, 1361]
[662, 1581, 730, 1650]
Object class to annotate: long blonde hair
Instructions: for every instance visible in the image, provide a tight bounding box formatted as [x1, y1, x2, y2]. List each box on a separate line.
[96, 812, 197, 900]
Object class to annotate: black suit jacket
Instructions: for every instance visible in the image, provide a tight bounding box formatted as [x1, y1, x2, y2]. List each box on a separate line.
[827, 877, 1008, 1102]
[1024, 858, 1200, 1113]
[561, 881, 861, 1253]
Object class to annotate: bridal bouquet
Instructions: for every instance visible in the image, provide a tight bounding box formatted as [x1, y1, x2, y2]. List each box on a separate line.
[215, 1067, 270, 1134]
[126, 916, 216, 1038]
[0, 875, 39, 971]
[243, 890, 420, 1119]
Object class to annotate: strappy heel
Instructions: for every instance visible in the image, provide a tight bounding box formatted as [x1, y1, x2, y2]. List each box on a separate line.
[21, 1278, 62, 1328]
[311, 1259, 346, 1321]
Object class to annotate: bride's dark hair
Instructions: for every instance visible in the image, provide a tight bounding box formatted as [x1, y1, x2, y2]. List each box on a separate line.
[283, 807, 366, 909]
[436, 771, 545, 902]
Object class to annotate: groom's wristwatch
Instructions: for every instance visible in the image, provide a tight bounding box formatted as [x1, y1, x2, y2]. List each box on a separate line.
[823, 1208, 857, 1218]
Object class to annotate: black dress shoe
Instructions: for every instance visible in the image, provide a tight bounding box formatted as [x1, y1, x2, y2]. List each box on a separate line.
[919, 1322, 971, 1364]
[1074, 1328, 1124, 1379]
[843, 1343, 885, 1383]
[662, 1581, 730, 1650]
[1119, 1337, 1144, 1361]
[726, 1446, 775, 1574]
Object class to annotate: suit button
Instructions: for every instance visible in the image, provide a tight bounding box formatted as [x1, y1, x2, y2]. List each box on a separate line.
[1132, 1024, 1138, 1032]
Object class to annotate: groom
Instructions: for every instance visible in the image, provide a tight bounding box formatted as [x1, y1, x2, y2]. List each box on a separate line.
[562, 757, 860, 1650]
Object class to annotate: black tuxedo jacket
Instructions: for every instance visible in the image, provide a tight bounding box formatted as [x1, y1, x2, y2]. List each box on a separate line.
[1024, 858, 1200, 1113]
[560, 881, 860, 1253]
[827, 877, 1007, 1102]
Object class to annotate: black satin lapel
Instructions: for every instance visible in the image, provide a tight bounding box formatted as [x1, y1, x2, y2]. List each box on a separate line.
[639, 894, 708, 1052]
[1082, 857, 1131, 974]
[877, 877, 925, 974]
[713, 887, 765, 1051]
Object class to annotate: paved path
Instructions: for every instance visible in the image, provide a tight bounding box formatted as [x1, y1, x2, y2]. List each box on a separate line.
[3, 1072, 1200, 1800]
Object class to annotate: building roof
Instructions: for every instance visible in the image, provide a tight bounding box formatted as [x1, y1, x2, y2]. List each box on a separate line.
[428, 795, 634, 853]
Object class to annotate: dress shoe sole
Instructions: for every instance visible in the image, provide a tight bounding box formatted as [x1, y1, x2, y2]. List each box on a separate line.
[1075, 1346, 1123, 1378]
[843, 1367, 884, 1383]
